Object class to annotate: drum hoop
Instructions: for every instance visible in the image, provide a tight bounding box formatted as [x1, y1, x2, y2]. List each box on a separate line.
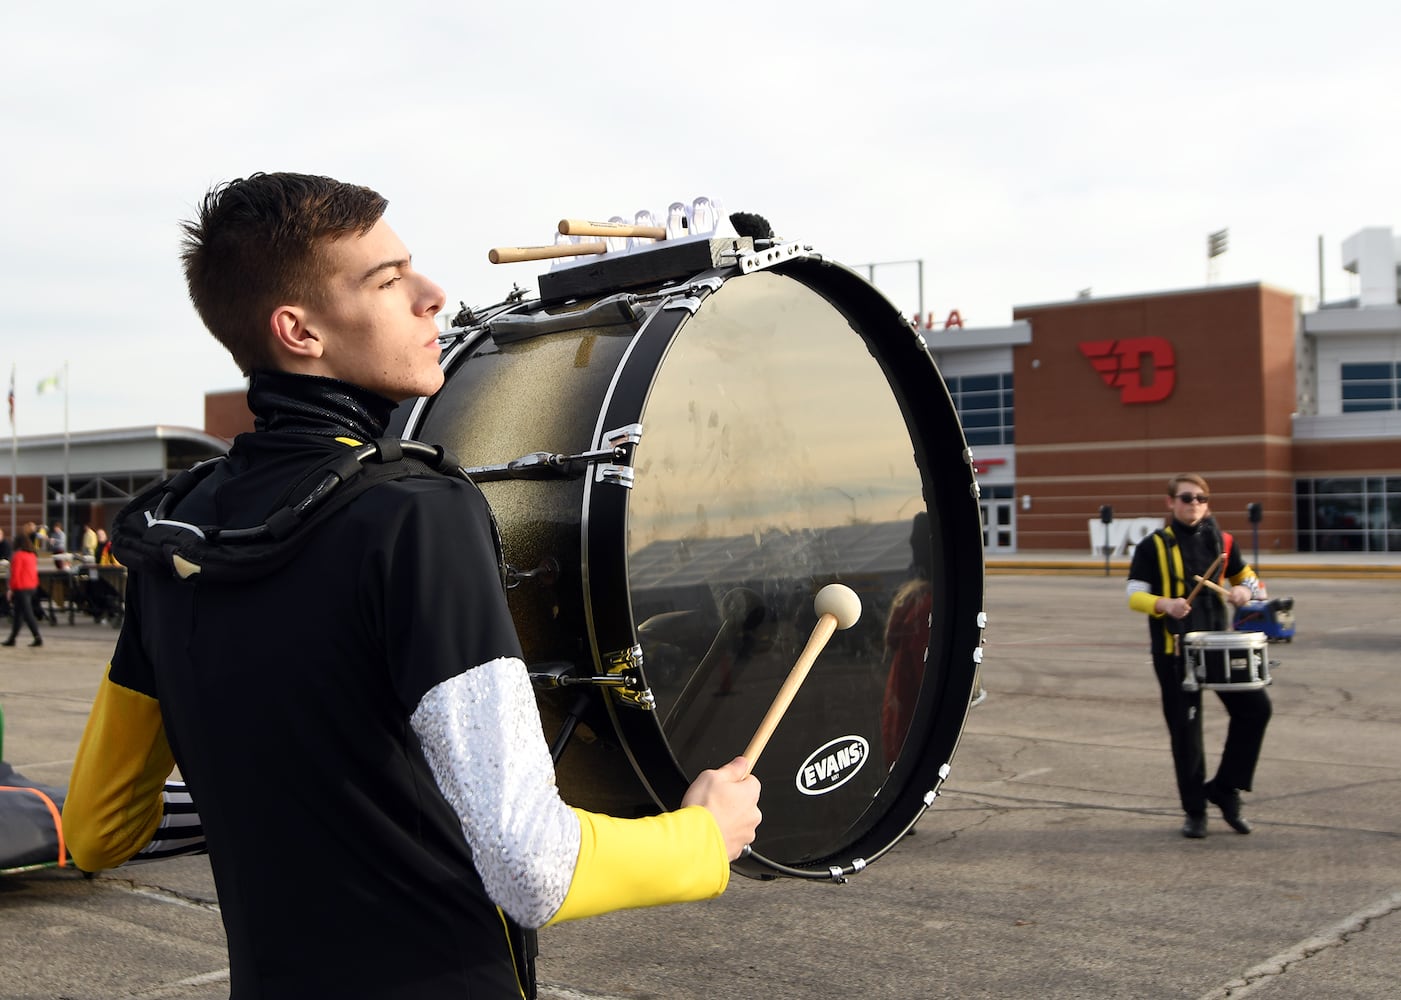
[1184, 630, 1268, 650]
[579, 277, 718, 682]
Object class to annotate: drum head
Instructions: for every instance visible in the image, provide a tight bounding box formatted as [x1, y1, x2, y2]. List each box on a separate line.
[587, 260, 985, 874]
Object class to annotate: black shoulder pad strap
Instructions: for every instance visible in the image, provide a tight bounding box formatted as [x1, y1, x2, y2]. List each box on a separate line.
[113, 438, 471, 584]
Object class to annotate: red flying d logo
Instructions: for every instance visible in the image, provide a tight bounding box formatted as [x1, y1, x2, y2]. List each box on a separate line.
[1077, 337, 1176, 403]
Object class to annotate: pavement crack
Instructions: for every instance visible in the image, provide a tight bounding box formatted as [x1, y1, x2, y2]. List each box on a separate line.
[1198, 889, 1401, 999]
[98, 874, 222, 913]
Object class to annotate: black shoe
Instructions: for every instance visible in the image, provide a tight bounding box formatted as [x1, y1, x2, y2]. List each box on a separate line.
[29, 638, 43, 647]
[1181, 814, 1207, 839]
[1, 638, 15, 647]
[1205, 781, 1252, 834]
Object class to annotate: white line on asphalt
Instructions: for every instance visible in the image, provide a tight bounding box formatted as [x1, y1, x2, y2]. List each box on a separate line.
[128, 968, 231, 998]
[129, 884, 221, 912]
[538, 984, 631, 1000]
[1196, 889, 1401, 999]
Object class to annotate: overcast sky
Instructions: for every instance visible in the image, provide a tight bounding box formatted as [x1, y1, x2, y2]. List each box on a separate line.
[3, 1, 1397, 437]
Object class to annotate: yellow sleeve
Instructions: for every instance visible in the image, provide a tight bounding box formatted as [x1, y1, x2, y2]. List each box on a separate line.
[62, 665, 176, 871]
[545, 805, 730, 926]
[1128, 591, 1163, 616]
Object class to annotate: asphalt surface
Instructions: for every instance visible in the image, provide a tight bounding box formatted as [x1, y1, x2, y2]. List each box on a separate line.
[2, 564, 1398, 999]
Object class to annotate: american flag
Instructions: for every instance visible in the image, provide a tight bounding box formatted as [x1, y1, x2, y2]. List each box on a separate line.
[7, 365, 13, 427]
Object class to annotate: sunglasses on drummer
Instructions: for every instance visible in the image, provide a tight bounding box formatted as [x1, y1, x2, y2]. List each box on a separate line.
[1174, 492, 1209, 504]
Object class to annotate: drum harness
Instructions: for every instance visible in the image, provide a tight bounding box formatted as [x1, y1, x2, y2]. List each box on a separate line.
[111, 436, 564, 999]
[111, 438, 496, 584]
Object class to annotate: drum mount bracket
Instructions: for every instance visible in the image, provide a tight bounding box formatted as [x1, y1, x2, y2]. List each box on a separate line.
[528, 652, 656, 711]
[736, 240, 811, 275]
[461, 425, 643, 486]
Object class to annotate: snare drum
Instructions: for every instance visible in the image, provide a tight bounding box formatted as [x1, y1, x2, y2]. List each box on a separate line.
[1182, 630, 1271, 691]
[392, 243, 985, 878]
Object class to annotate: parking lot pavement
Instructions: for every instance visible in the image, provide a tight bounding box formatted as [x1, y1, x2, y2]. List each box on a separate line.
[2, 571, 1398, 999]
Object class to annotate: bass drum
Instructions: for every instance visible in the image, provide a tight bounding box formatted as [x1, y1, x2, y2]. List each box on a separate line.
[392, 250, 985, 879]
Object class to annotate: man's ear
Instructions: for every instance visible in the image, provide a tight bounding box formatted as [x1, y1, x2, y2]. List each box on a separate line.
[270, 305, 324, 360]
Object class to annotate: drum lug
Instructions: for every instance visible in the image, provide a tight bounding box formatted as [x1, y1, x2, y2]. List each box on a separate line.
[596, 423, 643, 488]
[603, 423, 643, 448]
[689, 275, 725, 295]
[662, 295, 704, 317]
[487, 292, 643, 345]
[527, 651, 656, 711]
[597, 465, 635, 488]
[660, 276, 726, 317]
[463, 439, 637, 483]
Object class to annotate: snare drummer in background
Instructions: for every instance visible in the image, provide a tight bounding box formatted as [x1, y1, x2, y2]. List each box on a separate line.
[1126, 473, 1272, 840]
[62, 172, 761, 999]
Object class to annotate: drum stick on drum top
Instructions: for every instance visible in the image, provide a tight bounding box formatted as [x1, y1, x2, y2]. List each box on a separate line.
[741, 584, 863, 776]
[558, 218, 668, 241]
[487, 242, 607, 264]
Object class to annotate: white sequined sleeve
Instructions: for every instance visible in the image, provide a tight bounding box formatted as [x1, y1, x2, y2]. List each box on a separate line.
[409, 656, 581, 928]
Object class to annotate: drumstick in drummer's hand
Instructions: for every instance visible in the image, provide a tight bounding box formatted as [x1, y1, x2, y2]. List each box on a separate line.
[1193, 575, 1234, 599]
[488, 242, 607, 264]
[1184, 554, 1223, 604]
[559, 218, 667, 240]
[741, 585, 862, 775]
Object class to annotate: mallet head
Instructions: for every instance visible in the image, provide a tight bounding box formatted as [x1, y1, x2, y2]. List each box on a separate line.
[814, 583, 862, 630]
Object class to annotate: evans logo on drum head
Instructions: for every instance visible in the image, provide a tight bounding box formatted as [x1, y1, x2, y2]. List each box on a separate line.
[795, 736, 869, 796]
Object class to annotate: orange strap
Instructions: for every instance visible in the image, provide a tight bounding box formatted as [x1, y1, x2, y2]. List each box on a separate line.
[0, 785, 67, 867]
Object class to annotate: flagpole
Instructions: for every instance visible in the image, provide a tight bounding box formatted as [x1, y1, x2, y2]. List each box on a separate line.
[62, 360, 71, 544]
[8, 364, 15, 540]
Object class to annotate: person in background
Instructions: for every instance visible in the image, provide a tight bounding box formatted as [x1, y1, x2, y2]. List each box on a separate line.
[96, 528, 119, 566]
[4, 534, 43, 647]
[80, 523, 99, 562]
[1126, 473, 1272, 839]
[63, 171, 761, 999]
[0, 527, 14, 618]
[881, 511, 933, 766]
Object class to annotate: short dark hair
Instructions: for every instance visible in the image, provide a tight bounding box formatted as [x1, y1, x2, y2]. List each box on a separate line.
[180, 172, 389, 375]
[1167, 472, 1209, 496]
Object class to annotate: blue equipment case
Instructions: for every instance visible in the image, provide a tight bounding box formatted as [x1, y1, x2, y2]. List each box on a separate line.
[1233, 597, 1295, 642]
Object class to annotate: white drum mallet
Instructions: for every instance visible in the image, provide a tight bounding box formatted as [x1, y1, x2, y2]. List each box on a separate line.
[741, 584, 863, 775]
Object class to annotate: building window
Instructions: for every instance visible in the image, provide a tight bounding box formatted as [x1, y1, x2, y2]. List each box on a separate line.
[946, 372, 1014, 446]
[1294, 476, 1401, 552]
[1340, 361, 1400, 413]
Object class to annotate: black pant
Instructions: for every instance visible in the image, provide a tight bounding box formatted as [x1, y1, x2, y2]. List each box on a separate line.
[6, 589, 42, 642]
[1152, 651, 1271, 815]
